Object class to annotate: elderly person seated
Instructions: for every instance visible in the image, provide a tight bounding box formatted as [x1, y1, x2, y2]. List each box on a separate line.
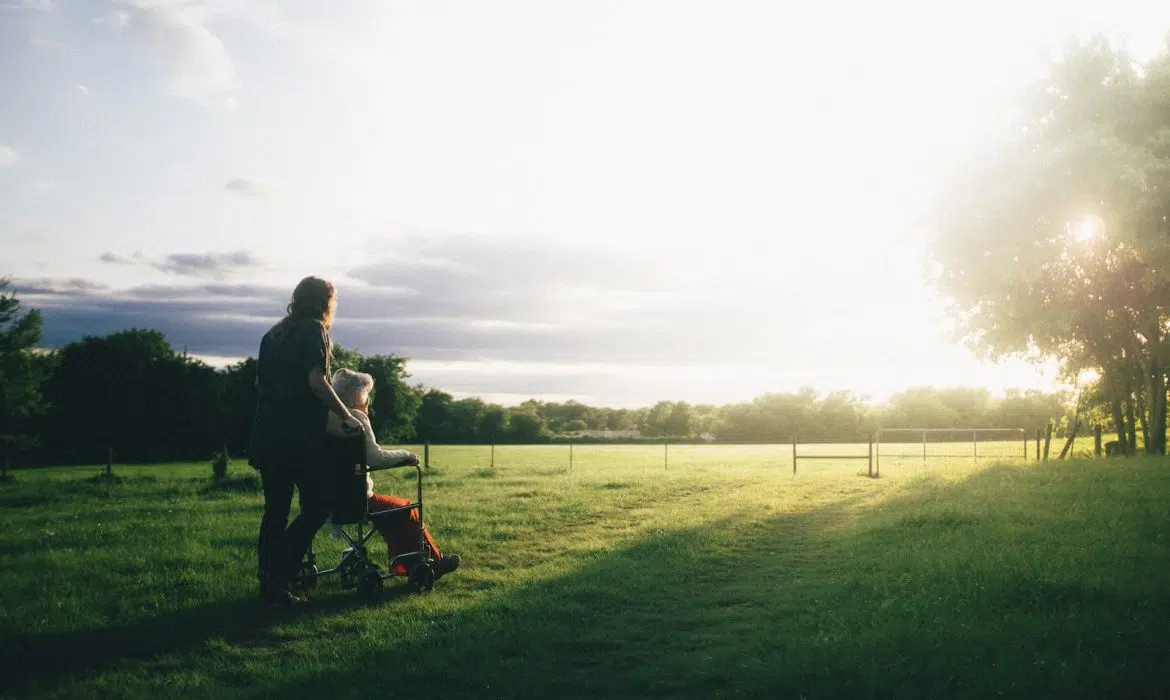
[326, 368, 461, 579]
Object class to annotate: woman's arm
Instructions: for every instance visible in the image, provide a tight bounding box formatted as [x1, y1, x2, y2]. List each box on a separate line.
[308, 368, 361, 427]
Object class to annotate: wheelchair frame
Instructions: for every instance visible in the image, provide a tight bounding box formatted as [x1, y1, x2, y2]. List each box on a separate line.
[294, 435, 436, 598]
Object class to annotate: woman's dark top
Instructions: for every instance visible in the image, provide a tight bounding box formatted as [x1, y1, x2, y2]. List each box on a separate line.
[248, 317, 331, 469]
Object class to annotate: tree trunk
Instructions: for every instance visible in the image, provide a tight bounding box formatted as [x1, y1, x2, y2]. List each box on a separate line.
[1124, 383, 1139, 455]
[1058, 419, 1080, 459]
[1151, 367, 1167, 455]
[1112, 389, 1128, 456]
[1144, 357, 1167, 455]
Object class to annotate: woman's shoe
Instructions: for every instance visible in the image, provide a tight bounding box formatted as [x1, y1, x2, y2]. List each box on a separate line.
[434, 553, 461, 580]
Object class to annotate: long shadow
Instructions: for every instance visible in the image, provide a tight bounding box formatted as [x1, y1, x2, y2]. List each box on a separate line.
[5, 462, 1168, 699]
[0, 575, 414, 695]
[247, 463, 1170, 700]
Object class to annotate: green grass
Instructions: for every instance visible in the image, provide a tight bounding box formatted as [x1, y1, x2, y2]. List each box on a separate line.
[1, 445, 1167, 699]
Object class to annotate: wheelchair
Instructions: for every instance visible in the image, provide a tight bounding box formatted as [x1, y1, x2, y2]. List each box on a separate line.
[292, 434, 436, 598]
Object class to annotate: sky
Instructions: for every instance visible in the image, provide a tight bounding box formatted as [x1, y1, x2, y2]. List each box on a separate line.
[3, 0, 1169, 408]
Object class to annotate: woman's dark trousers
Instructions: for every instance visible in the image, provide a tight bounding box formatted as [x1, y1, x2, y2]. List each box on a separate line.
[257, 460, 331, 593]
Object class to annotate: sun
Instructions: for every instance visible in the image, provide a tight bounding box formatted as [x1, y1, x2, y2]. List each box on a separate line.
[1074, 215, 1104, 242]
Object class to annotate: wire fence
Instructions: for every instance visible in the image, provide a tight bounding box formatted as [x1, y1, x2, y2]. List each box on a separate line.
[393, 432, 1038, 478]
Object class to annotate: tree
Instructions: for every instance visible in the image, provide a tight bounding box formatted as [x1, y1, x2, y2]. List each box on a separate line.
[664, 401, 695, 438]
[478, 404, 509, 442]
[506, 409, 548, 443]
[218, 358, 258, 457]
[359, 354, 420, 443]
[0, 280, 51, 477]
[449, 397, 487, 442]
[926, 36, 1170, 454]
[642, 401, 674, 437]
[414, 388, 455, 443]
[43, 329, 216, 464]
[331, 343, 363, 373]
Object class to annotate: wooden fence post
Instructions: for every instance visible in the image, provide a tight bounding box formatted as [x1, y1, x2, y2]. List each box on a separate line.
[424, 441, 430, 471]
[1094, 426, 1102, 457]
[1042, 424, 1053, 461]
[867, 435, 873, 477]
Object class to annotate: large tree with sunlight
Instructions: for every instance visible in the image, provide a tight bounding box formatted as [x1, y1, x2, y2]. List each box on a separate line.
[926, 35, 1170, 454]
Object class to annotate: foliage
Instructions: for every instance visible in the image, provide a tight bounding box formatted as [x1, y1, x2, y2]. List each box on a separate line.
[358, 354, 420, 442]
[0, 279, 52, 473]
[926, 36, 1170, 453]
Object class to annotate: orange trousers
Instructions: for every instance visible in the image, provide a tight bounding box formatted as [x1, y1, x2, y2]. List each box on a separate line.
[368, 493, 442, 575]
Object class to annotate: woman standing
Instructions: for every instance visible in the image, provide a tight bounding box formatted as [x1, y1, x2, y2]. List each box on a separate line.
[248, 276, 362, 607]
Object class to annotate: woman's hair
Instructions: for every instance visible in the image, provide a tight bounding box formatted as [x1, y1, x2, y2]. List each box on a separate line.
[286, 276, 337, 330]
[332, 368, 375, 409]
[267, 275, 337, 352]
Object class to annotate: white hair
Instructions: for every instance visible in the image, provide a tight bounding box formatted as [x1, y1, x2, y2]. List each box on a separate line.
[331, 368, 374, 408]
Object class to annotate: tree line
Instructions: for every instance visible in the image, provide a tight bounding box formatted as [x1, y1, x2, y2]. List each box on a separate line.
[2, 280, 1084, 469]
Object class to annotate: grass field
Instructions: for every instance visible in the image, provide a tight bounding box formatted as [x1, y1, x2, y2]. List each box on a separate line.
[1, 443, 1168, 699]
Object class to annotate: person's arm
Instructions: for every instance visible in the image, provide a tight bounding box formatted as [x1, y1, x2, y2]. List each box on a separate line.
[308, 368, 362, 429]
[355, 411, 418, 468]
[297, 322, 361, 431]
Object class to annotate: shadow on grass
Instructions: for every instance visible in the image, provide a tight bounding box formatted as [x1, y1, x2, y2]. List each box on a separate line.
[1, 582, 415, 695]
[249, 462, 1169, 700]
[5, 462, 1169, 699]
[201, 474, 263, 494]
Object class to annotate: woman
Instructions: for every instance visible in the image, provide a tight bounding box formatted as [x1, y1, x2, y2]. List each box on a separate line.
[248, 276, 364, 607]
[327, 368, 461, 579]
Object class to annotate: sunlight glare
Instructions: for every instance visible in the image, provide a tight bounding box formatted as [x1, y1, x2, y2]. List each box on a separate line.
[1074, 215, 1103, 242]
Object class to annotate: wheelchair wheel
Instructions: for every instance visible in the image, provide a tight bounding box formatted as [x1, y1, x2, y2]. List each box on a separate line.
[357, 568, 384, 598]
[409, 562, 435, 592]
[294, 563, 318, 592]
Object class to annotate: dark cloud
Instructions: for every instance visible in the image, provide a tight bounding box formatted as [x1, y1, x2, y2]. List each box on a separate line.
[10, 278, 109, 296]
[158, 251, 261, 277]
[16, 232, 833, 369]
[99, 249, 262, 280]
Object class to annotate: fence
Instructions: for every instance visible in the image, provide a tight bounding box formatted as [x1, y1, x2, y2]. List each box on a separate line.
[791, 438, 874, 477]
[874, 428, 1029, 476]
[410, 429, 1031, 477]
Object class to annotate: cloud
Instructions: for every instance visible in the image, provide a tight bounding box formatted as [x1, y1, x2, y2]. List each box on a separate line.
[224, 178, 283, 199]
[77, 85, 90, 96]
[158, 251, 262, 277]
[99, 251, 143, 265]
[0, 0, 56, 10]
[112, 1, 237, 108]
[11, 220, 938, 404]
[27, 229, 827, 368]
[0, 145, 19, 167]
[99, 249, 263, 280]
[10, 278, 109, 296]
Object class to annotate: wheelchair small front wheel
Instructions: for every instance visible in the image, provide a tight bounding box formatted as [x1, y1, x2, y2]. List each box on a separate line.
[409, 562, 435, 592]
